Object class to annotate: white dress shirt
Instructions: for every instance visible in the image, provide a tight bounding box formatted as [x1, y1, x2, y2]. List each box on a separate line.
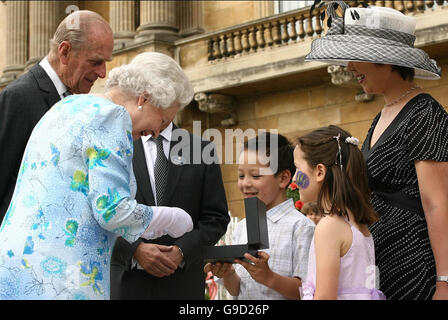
[39, 57, 69, 99]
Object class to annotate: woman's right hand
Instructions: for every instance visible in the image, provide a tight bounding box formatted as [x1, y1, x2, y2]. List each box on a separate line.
[140, 206, 193, 239]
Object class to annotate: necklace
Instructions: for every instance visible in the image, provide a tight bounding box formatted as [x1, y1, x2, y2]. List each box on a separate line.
[384, 85, 420, 108]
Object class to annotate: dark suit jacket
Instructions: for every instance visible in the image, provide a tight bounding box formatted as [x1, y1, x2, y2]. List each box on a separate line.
[110, 128, 229, 300]
[0, 63, 60, 222]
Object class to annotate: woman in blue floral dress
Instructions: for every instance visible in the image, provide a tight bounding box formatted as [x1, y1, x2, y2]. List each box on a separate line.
[0, 52, 194, 300]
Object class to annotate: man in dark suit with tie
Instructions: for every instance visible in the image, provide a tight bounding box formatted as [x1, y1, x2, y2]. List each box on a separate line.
[111, 119, 230, 299]
[0, 10, 113, 222]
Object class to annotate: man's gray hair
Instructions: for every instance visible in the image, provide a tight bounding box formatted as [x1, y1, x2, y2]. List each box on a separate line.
[49, 10, 110, 53]
[105, 52, 194, 109]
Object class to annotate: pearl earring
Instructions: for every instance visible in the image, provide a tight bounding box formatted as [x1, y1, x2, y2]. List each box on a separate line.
[137, 105, 143, 111]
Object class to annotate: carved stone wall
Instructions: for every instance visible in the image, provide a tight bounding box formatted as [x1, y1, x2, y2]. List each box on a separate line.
[194, 92, 237, 126]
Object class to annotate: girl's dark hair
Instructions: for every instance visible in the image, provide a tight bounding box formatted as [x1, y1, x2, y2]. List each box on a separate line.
[244, 132, 295, 184]
[296, 125, 378, 226]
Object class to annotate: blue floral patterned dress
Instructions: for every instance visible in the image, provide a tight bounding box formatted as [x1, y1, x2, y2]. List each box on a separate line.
[0, 95, 153, 300]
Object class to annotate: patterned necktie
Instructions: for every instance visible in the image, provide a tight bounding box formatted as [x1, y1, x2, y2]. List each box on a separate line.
[153, 135, 169, 205]
[62, 90, 72, 98]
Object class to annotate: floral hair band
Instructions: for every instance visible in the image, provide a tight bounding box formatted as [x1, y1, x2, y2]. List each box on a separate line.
[345, 136, 360, 146]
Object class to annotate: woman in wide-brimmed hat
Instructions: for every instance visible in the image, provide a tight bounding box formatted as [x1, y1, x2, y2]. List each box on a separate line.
[305, 1, 448, 300]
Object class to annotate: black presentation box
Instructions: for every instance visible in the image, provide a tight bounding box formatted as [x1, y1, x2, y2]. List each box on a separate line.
[203, 197, 269, 263]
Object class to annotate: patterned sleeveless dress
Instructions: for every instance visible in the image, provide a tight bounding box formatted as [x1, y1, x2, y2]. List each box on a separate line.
[362, 94, 448, 300]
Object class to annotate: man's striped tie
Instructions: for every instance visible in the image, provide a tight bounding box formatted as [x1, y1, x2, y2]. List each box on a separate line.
[152, 135, 169, 206]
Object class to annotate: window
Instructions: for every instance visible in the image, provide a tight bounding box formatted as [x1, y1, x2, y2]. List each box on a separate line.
[275, 0, 315, 14]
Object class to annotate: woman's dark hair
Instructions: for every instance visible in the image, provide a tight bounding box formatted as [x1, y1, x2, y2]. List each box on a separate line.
[375, 63, 415, 81]
[391, 65, 415, 81]
[295, 125, 378, 226]
[244, 132, 295, 184]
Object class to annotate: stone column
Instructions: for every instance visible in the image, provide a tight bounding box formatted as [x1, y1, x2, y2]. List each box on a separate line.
[136, 0, 178, 42]
[0, 1, 29, 84]
[26, 1, 61, 70]
[177, 0, 204, 37]
[258, 1, 275, 18]
[110, 0, 136, 49]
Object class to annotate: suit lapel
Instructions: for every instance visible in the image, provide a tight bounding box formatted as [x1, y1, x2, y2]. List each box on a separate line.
[29, 63, 61, 109]
[133, 138, 156, 205]
[163, 125, 186, 205]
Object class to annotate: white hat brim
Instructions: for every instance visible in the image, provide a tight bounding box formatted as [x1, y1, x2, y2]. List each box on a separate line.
[305, 36, 441, 80]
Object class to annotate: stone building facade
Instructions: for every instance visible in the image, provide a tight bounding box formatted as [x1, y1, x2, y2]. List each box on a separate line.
[1, 1, 447, 219]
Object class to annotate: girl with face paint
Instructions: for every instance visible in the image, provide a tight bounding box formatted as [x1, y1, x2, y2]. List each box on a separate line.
[293, 125, 383, 300]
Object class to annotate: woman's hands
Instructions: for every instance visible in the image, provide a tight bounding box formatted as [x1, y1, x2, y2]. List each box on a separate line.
[433, 281, 448, 300]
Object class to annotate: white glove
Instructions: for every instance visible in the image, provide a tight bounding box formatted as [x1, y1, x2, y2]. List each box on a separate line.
[140, 206, 193, 240]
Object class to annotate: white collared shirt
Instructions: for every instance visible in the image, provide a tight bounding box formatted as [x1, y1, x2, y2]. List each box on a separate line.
[141, 122, 173, 206]
[39, 57, 69, 99]
[231, 198, 315, 300]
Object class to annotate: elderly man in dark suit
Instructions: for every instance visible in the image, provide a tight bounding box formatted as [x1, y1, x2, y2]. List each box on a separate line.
[111, 119, 230, 300]
[0, 10, 113, 221]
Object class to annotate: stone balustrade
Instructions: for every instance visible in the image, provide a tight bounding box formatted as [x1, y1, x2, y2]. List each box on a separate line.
[206, 0, 447, 62]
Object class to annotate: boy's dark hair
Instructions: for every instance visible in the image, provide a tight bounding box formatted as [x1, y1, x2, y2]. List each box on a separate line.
[244, 132, 295, 184]
[296, 125, 378, 226]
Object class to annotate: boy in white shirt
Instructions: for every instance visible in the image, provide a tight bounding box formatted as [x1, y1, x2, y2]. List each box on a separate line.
[205, 133, 315, 300]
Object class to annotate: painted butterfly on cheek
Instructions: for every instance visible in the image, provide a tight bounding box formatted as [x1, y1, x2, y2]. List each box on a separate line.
[294, 171, 310, 189]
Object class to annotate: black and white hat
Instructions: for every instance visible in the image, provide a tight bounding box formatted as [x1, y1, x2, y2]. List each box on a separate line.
[305, 2, 441, 80]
